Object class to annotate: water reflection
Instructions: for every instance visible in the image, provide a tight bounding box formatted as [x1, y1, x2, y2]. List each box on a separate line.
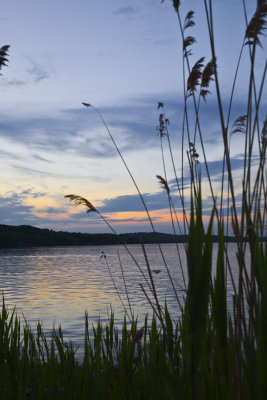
[0, 243, 241, 353]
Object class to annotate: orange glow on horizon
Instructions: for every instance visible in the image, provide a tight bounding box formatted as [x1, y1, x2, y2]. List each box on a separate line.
[103, 210, 185, 225]
[23, 196, 59, 209]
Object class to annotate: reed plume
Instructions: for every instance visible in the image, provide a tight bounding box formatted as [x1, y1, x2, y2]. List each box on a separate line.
[156, 175, 170, 195]
[172, 0, 180, 13]
[183, 11, 195, 31]
[200, 58, 216, 100]
[0, 45, 10, 75]
[157, 113, 167, 137]
[245, 4, 267, 47]
[231, 115, 248, 136]
[64, 193, 159, 309]
[183, 11, 196, 57]
[161, 0, 180, 14]
[183, 36, 196, 57]
[64, 194, 96, 213]
[187, 57, 205, 96]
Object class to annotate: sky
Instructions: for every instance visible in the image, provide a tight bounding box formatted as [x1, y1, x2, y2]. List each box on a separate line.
[0, 0, 266, 234]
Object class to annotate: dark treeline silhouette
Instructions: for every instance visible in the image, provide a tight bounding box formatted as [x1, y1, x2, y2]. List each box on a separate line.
[0, 224, 238, 248]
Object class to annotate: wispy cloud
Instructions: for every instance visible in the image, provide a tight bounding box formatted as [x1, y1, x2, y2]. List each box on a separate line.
[19, 188, 47, 198]
[10, 164, 65, 178]
[32, 154, 53, 163]
[113, 6, 137, 16]
[151, 38, 176, 46]
[0, 190, 43, 225]
[0, 93, 264, 234]
[0, 189, 68, 227]
[98, 192, 169, 213]
[42, 207, 67, 215]
[2, 60, 51, 88]
[0, 149, 23, 160]
[2, 78, 27, 87]
[0, 97, 160, 159]
[26, 59, 50, 83]
[0, 93, 256, 162]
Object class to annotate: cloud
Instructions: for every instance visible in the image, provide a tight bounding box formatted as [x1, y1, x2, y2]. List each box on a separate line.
[32, 154, 53, 163]
[0, 192, 35, 225]
[2, 79, 27, 87]
[108, 216, 155, 223]
[4, 188, 47, 198]
[151, 38, 176, 46]
[20, 188, 47, 198]
[0, 149, 23, 160]
[67, 209, 156, 224]
[0, 92, 265, 229]
[10, 164, 66, 178]
[0, 97, 160, 160]
[0, 189, 68, 227]
[1, 60, 51, 88]
[113, 7, 137, 16]
[26, 60, 50, 82]
[97, 191, 169, 213]
[188, 156, 246, 183]
[1, 92, 261, 164]
[190, 154, 261, 186]
[42, 207, 66, 215]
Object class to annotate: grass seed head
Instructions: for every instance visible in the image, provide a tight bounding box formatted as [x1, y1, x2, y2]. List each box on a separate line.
[245, 5, 267, 47]
[201, 58, 216, 88]
[0, 45, 10, 75]
[231, 115, 248, 136]
[187, 57, 205, 96]
[183, 36, 196, 56]
[156, 175, 170, 195]
[157, 113, 167, 137]
[161, 0, 180, 13]
[184, 11, 195, 31]
[64, 194, 97, 213]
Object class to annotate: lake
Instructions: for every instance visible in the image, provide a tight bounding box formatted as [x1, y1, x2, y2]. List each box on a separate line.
[0, 243, 240, 355]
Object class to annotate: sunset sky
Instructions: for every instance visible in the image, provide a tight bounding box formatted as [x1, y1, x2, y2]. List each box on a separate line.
[0, 0, 266, 234]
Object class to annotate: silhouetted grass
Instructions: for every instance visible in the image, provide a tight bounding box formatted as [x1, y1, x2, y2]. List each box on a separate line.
[65, 1, 266, 398]
[65, 1, 267, 398]
[1, 212, 266, 399]
[1, 0, 266, 398]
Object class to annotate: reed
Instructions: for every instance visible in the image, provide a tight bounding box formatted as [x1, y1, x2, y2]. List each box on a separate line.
[0, 45, 10, 75]
[1, 0, 266, 398]
[64, 1, 267, 398]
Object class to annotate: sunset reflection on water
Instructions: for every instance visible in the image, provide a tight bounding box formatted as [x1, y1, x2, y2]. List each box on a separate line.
[0, 243, 241, 355]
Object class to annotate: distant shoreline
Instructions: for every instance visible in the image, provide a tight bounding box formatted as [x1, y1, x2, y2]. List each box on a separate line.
[0, 223, 241, 248]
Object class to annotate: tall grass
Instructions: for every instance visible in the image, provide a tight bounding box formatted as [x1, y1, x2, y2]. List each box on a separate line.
[0, 209, 265, 398]
[1, 0, 266, 398]
[65, 0, 267, 398]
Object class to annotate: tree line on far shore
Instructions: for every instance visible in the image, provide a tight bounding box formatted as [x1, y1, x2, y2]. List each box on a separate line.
[0, 224, 238, 248]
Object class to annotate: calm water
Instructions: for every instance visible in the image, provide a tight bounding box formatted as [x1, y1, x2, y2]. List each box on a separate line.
[0, 243, 240, 354]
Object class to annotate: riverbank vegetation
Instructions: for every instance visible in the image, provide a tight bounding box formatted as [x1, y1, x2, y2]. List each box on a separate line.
[0, 223, 238, 248]
[1, 0, 267, 398]
[1, 208, 266, 399]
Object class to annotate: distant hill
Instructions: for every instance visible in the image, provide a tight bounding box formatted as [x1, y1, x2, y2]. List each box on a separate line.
[0, 224, 237, 248]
